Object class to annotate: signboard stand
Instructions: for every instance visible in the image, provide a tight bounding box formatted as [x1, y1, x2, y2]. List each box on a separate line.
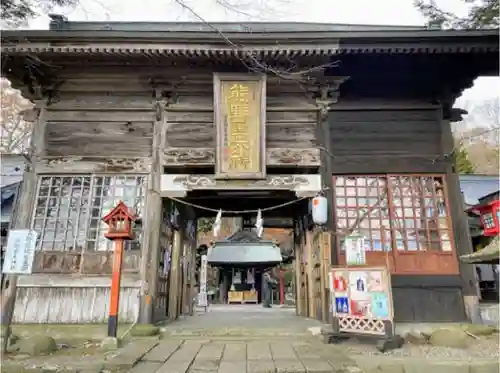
[327, 266, 403, 352]
[1, 229, 38, 353]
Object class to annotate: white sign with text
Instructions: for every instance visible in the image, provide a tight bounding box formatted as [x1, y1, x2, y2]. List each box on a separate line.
[2, 229, 38, 275]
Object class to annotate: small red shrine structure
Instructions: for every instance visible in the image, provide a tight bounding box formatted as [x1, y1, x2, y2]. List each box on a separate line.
[468, 191, 500, 237]
[102, 201, 137, 240]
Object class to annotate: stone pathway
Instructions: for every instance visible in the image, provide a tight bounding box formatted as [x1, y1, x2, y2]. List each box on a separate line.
[129, 305, 361, 372]
[129, 339, 360, 373]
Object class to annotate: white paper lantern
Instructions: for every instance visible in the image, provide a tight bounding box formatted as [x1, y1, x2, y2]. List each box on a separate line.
[311, 195, 328, 225]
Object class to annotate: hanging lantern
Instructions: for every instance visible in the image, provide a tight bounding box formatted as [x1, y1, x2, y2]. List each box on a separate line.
[311, 194, 328, 225]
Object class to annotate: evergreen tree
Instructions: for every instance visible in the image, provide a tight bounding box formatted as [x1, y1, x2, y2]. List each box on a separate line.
[454, 145, 475, 174]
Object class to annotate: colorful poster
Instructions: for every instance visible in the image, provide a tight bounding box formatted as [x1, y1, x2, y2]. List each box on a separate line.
[335, 297, 349, 314]
[350, 298, 372, 317]
[367, 271, 384, 292]
[333, 272, 348, 292]
[349, 271, 367, 293]
[371, 292, 389, 318]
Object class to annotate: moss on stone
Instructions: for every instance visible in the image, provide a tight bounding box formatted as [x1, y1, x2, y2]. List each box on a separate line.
[130, 324, 160, 337]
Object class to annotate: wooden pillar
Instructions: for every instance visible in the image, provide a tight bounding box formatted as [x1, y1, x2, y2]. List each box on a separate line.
[440, 109, 479, 321]
[317, 87, 340, 267]
[168, 227, 183, 319]
[306, 230, 315, 318]
[188, 243, 197, 315]
[279, 269, 284, 305]
[320, 232, 331, 323]
[294, 257, 301, 315]
[1, 102, 47, 352]
[138, 92, 163, 324]
[182, 243, 190, 315]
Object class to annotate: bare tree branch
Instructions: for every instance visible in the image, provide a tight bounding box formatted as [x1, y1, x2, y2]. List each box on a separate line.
[171, 0, 339, 83]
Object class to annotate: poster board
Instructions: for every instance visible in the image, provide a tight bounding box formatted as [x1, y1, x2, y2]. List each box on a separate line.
[329, 266, 394, 337]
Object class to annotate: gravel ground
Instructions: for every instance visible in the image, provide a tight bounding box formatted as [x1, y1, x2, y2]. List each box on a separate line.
[342, 333, 500, 360]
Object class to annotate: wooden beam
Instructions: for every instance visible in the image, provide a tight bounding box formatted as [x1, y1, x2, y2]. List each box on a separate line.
[161, 147, 321, 167]
[160, 174, 322, 198]
[34, 157, 152, 174]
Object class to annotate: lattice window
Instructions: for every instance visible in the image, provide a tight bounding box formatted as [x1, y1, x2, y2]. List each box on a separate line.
[32, 175, 146, 252]
[483, 213, 495, 229]
[334, 175, 453, 252]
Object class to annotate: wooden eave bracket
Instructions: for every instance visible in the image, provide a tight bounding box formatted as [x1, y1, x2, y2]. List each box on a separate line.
[314, 76, 350, 121]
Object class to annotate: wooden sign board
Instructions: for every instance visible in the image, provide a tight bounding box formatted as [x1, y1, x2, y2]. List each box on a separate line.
[214, 73, 266, 179]
[329, 266, 394, 337]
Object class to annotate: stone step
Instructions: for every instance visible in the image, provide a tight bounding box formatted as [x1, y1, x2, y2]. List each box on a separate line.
[160, 328, 314, 338]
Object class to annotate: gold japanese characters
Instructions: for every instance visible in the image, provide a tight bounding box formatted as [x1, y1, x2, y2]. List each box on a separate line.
[214, 74, 266, 179]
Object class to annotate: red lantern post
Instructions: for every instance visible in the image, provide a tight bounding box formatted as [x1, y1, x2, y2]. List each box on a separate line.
[102, 201, 137, 338]
[279, 269, 285, 305]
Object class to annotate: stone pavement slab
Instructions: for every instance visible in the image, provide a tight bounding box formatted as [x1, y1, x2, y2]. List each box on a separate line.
[143, 340, 183, 362]
[128, 361, 163, 373]
[247, 341, 273, 360]
[196, 342, 225, 360]
[300, 359, 335, 373]
[156, 341, 203, 373]
[190, 357, 221, 371]
[247, 359, 276, 373]
[103, 339, 158, 372]
[274, 359, 306, 373]
[270, 343, 298, 360]
[292, 343, 323, 360]
[222, 342, 246, 361]
[218, 361, 247, 373]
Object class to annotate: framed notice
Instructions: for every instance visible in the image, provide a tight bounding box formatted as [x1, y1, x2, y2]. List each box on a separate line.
[213, 73, 266, 179]
[2, 229, 38, 275]
[343, 232, 366, 266]
[330, 266, 394, 337]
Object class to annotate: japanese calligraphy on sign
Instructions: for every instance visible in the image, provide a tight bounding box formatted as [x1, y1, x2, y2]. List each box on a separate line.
[214, 74, 266, 179]
[2, 229, 38, 275]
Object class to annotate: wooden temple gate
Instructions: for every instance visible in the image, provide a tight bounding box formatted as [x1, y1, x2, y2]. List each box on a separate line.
[3, 20, 495, 325]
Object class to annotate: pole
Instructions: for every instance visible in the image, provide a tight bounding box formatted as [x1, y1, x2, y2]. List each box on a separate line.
[108, 239, 124, 338]
[279, 269, 285, 305]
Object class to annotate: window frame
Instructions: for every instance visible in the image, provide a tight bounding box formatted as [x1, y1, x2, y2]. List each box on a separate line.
[31, 173, 147, 253]
[333, 174, 459, 275]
